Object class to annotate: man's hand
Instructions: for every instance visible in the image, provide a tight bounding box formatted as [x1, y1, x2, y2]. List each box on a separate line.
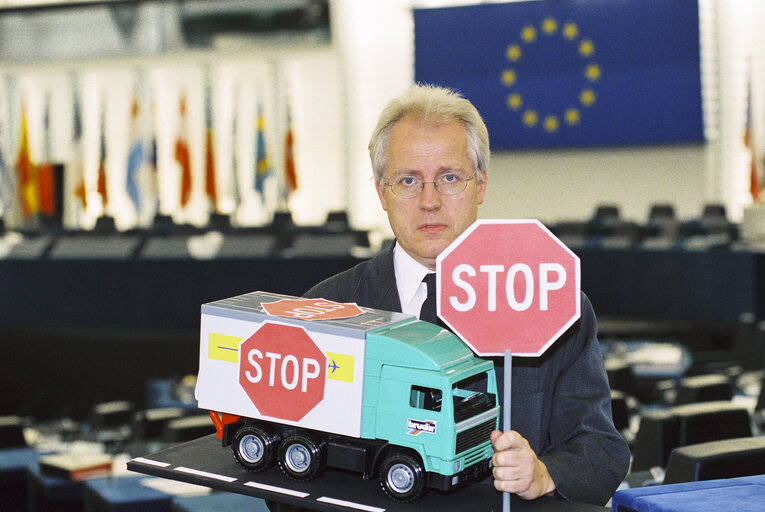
[490, 430, 556, 500]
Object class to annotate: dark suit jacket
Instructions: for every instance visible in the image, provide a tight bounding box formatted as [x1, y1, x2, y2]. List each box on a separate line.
[305, 242, 631, 506]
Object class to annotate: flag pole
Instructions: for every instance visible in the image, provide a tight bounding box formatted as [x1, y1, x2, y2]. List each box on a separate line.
[503, 349, 512, 512]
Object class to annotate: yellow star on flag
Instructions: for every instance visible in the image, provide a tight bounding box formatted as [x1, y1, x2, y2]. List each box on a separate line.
[580, 88, 596, 107]
[579, 39, 595, 57]
[507, 93, 523, 110]
[565, 108, 581, 125]
[585, 63, 601, 82]
[541, 17, 557, 35]
[501, 69, 517, 86]
[544, 115, 560, 133]
[506, 44, 522, 62]
[520, 25, 537, 43]
[522, 109, 538, 127]
[563, 22, 579, 40]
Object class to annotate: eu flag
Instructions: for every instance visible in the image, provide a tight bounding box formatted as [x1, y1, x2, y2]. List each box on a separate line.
[414, 0, 704, 149]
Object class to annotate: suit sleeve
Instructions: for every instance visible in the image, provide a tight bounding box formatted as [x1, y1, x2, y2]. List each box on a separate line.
[538, 294, 631, 505]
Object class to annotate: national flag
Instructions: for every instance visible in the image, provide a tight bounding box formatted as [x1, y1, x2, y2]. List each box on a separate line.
[254, 104, 270, 195]
[205, 128, 216, 210]
[414, 0, 704, 149]
[38, 99, 55, 217]
[204, 89, 217, 212]
[15, 103, 39, 217]
[126, 94, 144, 212]
[283, 106, 297, 194]
[38, 164, 55, 216]
[175, 94, 191, 208]
[72, 85, 87, 210]
[745, 70, 763, 203]
[325, 352, 354, 383]
[97, 110, 108, 210]
[207, 333, 242, 363]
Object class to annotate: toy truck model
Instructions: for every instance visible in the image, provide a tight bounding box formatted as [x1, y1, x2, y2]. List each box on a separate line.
[196, 291, 499, 502]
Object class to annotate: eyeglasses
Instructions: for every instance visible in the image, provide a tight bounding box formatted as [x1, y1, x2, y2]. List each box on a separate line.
[383, 171, 478, 199]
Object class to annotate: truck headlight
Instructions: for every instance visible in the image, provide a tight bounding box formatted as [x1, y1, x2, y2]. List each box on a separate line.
[454, 461, 461, 472]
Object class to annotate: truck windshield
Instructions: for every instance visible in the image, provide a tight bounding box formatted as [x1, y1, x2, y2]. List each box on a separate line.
[452, 372, 496, 423]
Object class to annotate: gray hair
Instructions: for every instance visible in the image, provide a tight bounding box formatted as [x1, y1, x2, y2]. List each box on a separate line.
[368, 84, 490, 183]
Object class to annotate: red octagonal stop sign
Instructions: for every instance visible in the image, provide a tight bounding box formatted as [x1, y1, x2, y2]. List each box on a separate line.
[238, 322, 327, 422]
[262, 298, 363, 321]
[437, 219, 580, 357]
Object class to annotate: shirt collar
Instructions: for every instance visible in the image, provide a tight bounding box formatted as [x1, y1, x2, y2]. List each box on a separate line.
[393, 244, 432, 306]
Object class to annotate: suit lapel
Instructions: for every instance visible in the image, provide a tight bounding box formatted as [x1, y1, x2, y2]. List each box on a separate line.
[366, 242, 401, 312]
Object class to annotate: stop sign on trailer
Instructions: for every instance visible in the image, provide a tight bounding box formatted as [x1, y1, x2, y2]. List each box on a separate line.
[436, 219, 580, 357]
[262, 298, 364, 321]
[238, 322, 327, 422]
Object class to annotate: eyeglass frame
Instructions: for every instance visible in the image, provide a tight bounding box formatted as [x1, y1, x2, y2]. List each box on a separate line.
[381, 170, 479, 199]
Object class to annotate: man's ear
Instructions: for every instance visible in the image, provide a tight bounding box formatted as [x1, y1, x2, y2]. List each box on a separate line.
[476, 170, 488, 205]
[375, 180, 388, 212]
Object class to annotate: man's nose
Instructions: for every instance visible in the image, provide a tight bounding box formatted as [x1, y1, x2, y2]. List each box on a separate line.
[419, 181, 441, 208]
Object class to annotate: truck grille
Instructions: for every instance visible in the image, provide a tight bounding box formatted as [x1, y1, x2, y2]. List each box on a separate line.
[455, 418, 495, 454]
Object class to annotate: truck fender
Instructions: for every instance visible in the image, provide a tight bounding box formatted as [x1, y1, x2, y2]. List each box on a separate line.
[373, 443, 425, 478]
[222, 418, 247, 447]
[368, 441, 390, 478]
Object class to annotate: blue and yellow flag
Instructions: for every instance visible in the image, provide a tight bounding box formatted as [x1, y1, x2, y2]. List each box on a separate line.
[254, 104, 270, 195]
[414, 0, 703, 149]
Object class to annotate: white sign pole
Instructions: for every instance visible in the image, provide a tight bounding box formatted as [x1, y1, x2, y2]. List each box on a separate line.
[503, 349, 512, 512]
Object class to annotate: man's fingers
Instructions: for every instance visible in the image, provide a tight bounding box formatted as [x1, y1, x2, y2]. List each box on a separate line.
[491, 429, 524, 452]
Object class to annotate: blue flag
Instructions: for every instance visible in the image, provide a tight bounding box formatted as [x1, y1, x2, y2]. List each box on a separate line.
[126, 96, 144, 212]
[126, 138, 143, 211]
[254, 105, 270, 195]
[414, 0, 703, 149]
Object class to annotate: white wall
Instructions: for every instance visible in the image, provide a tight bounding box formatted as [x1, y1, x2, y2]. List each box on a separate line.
[482, 145, 709, 225]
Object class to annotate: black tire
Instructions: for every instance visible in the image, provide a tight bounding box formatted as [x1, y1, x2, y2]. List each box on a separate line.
[232, 424, 278, 472]
[379, 451, 427, 502]
[278, 432, 326, 481]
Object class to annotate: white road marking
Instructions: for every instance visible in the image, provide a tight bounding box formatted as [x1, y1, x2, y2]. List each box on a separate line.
[244, 481, 310, 498]
[130, 457, 170, 468]
[316, 496, 386, 512]
[174, 466, 237, 482]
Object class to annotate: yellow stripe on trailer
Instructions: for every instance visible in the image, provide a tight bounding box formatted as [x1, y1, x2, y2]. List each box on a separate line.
[208, 333, 242, 363]
[326, 352, 354, 382]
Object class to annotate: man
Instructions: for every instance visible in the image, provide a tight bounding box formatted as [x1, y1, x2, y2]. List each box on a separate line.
[303, 84, 631, 506]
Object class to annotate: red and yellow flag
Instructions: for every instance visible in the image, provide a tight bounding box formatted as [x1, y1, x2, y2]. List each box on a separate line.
[16, 104, 39, 217]
[205, 128, 216, 211]
[176, 94, 192, 208]
[284, 110, 297, 194]
[37, 162, 55, 216]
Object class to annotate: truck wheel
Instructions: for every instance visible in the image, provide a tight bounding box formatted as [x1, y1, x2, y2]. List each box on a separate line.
[232, 424, 278, 472]
[278, 432, 326, 481]
[380, 452, 426, 502]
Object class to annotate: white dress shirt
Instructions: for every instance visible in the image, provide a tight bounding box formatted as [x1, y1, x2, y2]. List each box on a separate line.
[392, 244, 434, 318]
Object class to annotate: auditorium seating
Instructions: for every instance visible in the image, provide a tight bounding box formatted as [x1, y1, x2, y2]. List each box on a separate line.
[630, 401, 752, 471]
[641, 204, 681, 249]
[673, 374, 733, 405]
[663, 436, 765, 484]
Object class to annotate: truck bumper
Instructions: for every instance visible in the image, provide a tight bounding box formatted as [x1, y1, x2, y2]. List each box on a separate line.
[426, 457, 492, 492]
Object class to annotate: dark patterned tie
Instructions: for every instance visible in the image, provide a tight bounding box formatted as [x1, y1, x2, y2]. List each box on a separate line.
[419, 273, 440, 326]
